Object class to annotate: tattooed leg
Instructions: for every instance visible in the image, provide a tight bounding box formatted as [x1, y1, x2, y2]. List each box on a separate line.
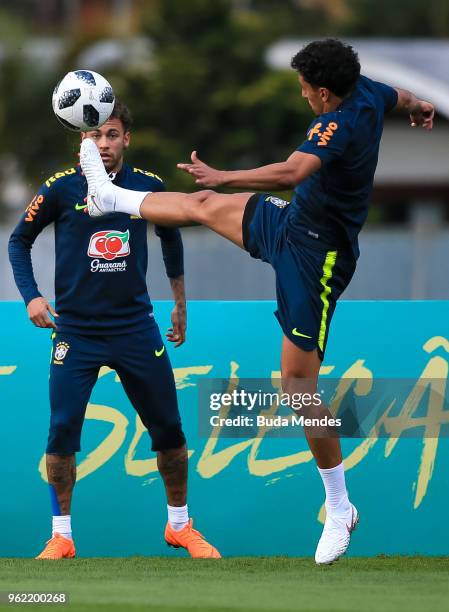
[46, 454, 76, 515]
[157, 445, 188, 506]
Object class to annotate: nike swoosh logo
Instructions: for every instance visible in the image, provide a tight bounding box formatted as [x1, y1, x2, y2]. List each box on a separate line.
[75, 203, 87, 211]
[292, 328, 312, 339]
[155, 346, 165, 357]
[346, 507, 357, 534]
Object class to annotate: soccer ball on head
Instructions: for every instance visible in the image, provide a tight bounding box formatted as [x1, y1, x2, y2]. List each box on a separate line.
[52, 70, 115, 132]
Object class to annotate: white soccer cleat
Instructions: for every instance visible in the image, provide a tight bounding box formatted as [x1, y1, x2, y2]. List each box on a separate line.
[315, 503, 359, 565]
[79, 137, 116, 217]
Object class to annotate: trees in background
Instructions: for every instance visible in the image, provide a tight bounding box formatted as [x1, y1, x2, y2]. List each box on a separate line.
[0, 0, 448, 210]
[110, 0, 310, 190]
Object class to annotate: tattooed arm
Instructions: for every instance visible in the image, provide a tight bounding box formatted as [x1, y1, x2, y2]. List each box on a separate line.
[167, 275, 187, 347]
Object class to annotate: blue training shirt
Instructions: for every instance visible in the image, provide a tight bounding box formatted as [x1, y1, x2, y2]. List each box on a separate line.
[8, 163, 184, 335]
[289, 75, 398, 259]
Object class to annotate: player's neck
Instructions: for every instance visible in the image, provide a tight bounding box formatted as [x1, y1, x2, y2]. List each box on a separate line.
[108, 158, 124, 175]
[323, 96, 343, 113]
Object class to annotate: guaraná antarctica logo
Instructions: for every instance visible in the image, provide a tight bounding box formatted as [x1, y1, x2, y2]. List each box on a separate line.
[88, 229, 130, 273]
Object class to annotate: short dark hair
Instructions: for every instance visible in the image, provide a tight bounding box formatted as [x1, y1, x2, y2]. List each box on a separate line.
[109, 99, 133, 132]
[291, 39, 360, 98]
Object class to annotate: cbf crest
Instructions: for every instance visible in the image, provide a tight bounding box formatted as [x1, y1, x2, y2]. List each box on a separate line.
[265, 196, 289, 208]
[53, 341, 70, 364]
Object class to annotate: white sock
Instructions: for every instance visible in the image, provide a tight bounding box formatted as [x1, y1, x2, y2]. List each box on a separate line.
[318, 462, 351, 516]
[112, 185, 149, 217]
[167, 504, 189, 531]
[52, 515, 72, 540]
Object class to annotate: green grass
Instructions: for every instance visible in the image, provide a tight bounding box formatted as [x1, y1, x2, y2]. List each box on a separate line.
[1, 557, 449, 612]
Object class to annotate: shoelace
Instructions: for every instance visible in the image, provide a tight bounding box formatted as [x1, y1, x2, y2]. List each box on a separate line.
[41, 536, 65, 555]
[180, 526, 212, 552]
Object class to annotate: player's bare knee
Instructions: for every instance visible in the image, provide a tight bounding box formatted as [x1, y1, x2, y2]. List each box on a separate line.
[184, 190, 215, 224]
[282, 372, 317, 403]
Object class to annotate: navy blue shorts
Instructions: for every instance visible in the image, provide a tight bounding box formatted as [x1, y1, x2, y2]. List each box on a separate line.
[47, 325, 185, 454]
[242, 193, 356, 360]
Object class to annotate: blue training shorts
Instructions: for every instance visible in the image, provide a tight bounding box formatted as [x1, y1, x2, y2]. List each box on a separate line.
[242, 193, 356, 360]
[47, 324, 185, 454]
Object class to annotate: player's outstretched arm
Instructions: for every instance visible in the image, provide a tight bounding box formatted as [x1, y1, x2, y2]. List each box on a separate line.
[177, 150, 321, 190]
[394, 88, 434, 131]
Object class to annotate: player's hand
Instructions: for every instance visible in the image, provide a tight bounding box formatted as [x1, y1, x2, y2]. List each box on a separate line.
[410, 101, 434, 131]
[166, 301, 186, 347]
[27, 297, 58, 329]
[177, 151, 224, 187]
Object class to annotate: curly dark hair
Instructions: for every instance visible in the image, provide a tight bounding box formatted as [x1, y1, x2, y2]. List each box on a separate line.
[291, 39, 360, 98]
[109, 99, 133, 133]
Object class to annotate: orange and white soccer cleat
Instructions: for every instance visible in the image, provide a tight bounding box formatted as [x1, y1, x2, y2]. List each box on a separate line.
[35, 533, 76, 560]
[165, 519, 221, 558]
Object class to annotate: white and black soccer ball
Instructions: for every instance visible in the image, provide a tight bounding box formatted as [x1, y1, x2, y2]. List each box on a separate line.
[52, 70, 115, 132]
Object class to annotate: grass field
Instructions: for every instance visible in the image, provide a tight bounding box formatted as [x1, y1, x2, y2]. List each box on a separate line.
[1, 557, 448, 612]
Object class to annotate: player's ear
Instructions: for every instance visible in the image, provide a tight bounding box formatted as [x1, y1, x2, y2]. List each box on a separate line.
[319, 88, 329, 101]
[124, 131, 131, 148]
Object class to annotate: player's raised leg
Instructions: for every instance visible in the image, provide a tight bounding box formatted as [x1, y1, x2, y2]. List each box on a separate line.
[281, 337, 358, 564]
[80, 137, 250, 247]
[139, 189, 252, 248]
